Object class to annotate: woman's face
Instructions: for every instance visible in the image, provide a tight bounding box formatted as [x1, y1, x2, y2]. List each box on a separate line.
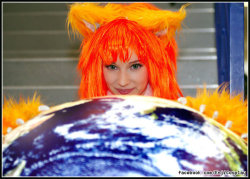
[103, 51, 149, 95]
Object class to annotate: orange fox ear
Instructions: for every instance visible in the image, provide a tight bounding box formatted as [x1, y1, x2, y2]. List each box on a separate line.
[67, 3, 103, 40]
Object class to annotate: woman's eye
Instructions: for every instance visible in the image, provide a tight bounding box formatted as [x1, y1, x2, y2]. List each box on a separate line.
[131, 64, 142, 70]
[106, 65, 117, 70]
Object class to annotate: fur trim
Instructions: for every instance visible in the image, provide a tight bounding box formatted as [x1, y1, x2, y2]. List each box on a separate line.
[181, 85, 248, 142]
[2, 93, 45, 135]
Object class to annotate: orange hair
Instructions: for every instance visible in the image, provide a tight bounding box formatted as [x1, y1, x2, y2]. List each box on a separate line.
[67, 3, 187, 100]
[78, 18, 182, 99]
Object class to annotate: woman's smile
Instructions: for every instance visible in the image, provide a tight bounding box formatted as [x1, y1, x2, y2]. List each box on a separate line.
[115, 88, 135, 95]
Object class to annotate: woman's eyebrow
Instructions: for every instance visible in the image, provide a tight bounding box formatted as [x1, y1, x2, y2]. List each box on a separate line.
[129, 60, 140, 64]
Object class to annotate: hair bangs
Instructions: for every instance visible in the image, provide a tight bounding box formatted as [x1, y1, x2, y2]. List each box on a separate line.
[96, 19, 150, 65]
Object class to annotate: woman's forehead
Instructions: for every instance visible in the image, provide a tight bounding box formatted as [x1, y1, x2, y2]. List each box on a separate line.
[102, 48, 142, 63]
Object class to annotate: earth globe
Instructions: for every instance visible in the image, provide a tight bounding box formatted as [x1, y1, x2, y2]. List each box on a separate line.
[2, 96, 247, 176]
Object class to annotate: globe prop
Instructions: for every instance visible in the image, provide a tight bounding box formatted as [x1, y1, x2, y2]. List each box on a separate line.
[3, 96, 247, 176]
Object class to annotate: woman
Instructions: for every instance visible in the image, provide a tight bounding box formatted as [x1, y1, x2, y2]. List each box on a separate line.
[67, 3, 187, 100]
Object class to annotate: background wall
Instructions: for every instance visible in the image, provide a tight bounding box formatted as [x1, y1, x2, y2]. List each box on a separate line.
[2, 2, 218, 106]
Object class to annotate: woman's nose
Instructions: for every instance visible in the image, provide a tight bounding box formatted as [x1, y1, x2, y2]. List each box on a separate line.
[117, 70, 130, 87]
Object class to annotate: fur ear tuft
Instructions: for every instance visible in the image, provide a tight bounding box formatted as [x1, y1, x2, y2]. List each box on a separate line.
[82, 20, 100, 32]
[155, 28, 168, 37]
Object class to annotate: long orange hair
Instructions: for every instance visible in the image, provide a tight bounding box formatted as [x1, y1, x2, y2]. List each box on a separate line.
[67, 3, 187, 100]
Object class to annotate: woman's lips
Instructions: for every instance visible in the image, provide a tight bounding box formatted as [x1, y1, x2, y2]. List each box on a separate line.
[116, 88, 135, 95]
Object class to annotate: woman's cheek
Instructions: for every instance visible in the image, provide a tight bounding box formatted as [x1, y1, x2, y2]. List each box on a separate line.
[103, 69, 116, 85]
[135, 68, 149, 85]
